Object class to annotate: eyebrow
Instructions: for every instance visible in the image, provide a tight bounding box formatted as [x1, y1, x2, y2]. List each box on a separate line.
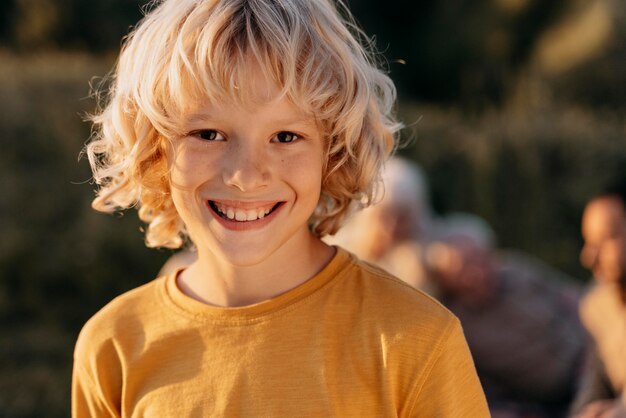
[183, 112, 217, 126]
[184, 113, 318, 129]
[270, 116, 318, 128]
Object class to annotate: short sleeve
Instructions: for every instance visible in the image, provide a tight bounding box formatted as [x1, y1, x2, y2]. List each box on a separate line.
[409, 318, 490, 417]
[71, 321, 122, 418]
[72, 363, 120, 418]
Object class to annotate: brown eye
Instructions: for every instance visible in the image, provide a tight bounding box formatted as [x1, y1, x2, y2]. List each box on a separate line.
[272, 131, 300, 143]
[191, 130, 225, 141]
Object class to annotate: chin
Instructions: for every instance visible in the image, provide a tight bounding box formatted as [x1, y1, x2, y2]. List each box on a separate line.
[211, 239, 285, 267]
[596, 274, 622, 286]
[222, 251, 272, 267]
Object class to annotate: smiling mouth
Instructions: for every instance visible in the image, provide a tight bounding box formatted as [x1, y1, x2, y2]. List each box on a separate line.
[208, 201, 283, 222]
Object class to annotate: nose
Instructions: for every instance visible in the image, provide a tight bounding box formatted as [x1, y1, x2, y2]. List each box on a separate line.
[580, 244, 599, 270]
[221, 139, 270, 192]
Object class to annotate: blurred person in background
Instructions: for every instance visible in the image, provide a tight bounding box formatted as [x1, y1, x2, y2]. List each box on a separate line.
[324, 156, 435, 290]
[571, 193, 626, 418]
[425, 213, 584, 418]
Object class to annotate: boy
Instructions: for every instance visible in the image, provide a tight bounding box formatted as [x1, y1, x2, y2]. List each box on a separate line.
[73, 0, 488, 416]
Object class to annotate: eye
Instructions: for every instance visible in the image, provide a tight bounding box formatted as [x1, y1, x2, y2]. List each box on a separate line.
[271, 131, 300, 143]
[189, 129, 225, 141]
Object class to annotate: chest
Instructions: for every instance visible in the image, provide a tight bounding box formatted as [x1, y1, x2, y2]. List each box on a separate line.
[121, 318, 406, 417]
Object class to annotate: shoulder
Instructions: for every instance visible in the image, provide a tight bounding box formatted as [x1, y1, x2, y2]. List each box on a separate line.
[342, 256, 489, 415]
[74, 277, 165, 363]
[580, 283, 620, 331]
[580, 284, 610, 317]
[337, 249, 460, 341]
[72, 277, 165, 413]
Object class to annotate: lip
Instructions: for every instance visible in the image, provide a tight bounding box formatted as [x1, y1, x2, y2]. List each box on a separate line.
[206, 200, 285, 231]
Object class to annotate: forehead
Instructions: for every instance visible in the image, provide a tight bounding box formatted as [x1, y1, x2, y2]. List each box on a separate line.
[583, 198, 626, 237]
[181, 57, 317, 124]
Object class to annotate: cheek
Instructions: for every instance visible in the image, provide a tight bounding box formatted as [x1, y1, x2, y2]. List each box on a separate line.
[604, 242, 626, 268]
[168, 145, 214, 188]
[167, 146, 213, 221]
[281, 150, 324, 193]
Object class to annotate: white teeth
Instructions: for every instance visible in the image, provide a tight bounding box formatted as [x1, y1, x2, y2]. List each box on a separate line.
[235, 210, 247, 221]
[213, 202, 275, 222]
[246, 210, 257, 221]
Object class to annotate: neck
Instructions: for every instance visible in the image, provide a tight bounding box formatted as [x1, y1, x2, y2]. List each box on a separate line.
[619, 280, 626, 305]
[177, 234, 335, 307]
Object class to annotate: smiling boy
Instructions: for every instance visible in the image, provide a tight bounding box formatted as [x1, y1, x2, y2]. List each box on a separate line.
[170, 78, 332, 307]
[72, 0, 488, 416]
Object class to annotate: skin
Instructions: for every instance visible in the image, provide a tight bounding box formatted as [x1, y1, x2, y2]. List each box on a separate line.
[359, 203, 397, 260]
[168, 68, 334, 307]
[428, 235, 497, 308]
[576, 399, 626, 418]
[580, 196, 626, 286]
[355, 181, 422, 262]
[576, 196, 626, 418]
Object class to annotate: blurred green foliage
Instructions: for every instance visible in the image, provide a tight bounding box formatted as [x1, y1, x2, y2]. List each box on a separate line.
[399, 105, 626, 276]
[3, 0, 623, 107]
[0, 0, 624, 416]
[1, 0, 144, 51]
[0, 53, 171, 416]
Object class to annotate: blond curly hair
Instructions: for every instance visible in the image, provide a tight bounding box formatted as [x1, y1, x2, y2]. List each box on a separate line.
[86, 0, 401, 248]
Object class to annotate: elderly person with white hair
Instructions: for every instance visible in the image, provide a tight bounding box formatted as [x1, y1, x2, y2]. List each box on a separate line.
[324, 156, 435, 290]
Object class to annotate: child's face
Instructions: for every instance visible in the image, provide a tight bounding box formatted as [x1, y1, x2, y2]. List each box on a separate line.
[168, 84, 325, 267]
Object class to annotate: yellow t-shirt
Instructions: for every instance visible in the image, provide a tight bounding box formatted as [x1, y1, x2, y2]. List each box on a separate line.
[72, 248, 488, 417]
